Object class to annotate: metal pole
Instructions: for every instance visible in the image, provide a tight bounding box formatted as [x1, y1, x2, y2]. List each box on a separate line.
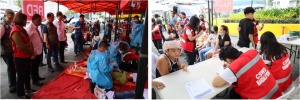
[208, 0, 211, 34]
[134, 8, 148, 99]
[57, 0, 59, 12]
[104, 12, 106, 30]
[114, 1, 120, 41]
[126, 0, 133, 41]
[211, 0, 213, 26]
[251, 0, 253, 7]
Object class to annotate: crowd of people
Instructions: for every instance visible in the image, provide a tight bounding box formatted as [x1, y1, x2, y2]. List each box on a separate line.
[152, 7, 294, 99]
[0, 7, 145, 98]
[0, 9, 73, 98]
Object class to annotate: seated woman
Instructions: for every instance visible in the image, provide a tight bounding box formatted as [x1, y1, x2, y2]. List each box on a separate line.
[206, 25, 231, 59]
[259, 31, 292, 92]
[167, 24, 179, 39]
[156, 38, 187, 77]
[198, 25, 219, 62]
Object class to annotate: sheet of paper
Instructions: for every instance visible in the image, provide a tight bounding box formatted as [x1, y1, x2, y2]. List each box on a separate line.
[185, 79, 214, 99]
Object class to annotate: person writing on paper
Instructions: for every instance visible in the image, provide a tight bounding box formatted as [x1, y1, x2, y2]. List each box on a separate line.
[259, 31, 292, 92]
[212, 46, 282, 99]
[156, 38, 187, 77]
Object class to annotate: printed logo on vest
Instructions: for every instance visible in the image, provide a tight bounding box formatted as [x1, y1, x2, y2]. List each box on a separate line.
[256, 67, 270, 86]
[282, 58, 291, 70]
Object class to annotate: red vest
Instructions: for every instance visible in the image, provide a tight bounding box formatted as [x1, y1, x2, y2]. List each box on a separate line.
[122, 49, 140, 62]
[253, 20, 259, 44]
[181, 26, 195, 52]
[10, 25, 33, 58]
[229, 50, 282, 99]
[200, 21, 208, 31]
[268, 54, 292, 92]
[152, 24, 162, 40]
[181, 18, 188, 25]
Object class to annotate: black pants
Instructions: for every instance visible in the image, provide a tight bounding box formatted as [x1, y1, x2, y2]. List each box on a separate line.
[184, 50, 196, 65]
[15, 57, 31, 97]
[89, 80, 111, 94]
[59, 41, 66, 62]
[2, 55, 16, 90]
[229, 88, 241, 99]
[237, 40, 250, 48]
[153, 39, 163, 54]
[43, 42, 47, 54]
[31, 54, 42, 82]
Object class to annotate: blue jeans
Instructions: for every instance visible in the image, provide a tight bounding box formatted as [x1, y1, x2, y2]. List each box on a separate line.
[74, 33, 83, 54]
[47, 44, 60, 68]
[199, 46, 214, 62]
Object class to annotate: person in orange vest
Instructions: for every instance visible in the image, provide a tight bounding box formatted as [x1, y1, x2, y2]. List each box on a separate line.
[181, 16, 203, 65]
[259, 31, 292, 92]
[212, 46, 282, 99]
[152, 18, 163, 54]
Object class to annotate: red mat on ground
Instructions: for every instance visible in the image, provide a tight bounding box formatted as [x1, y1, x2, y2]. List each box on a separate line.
[32, 60, 96, 99]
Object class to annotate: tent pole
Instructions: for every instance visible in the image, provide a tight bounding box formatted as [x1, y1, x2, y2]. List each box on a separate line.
[211, 0, 213, 27]
[57, 0, 59, 12]
[114, 1, 120, 42]
[208, 0, 211, 34]
[126, 0, 133, 41]
[134, 8, 147, 99]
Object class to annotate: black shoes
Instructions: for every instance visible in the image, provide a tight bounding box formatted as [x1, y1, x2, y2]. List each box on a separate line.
[25, 89, 38, 94]
[33, 81, 43, 86]
[61, 61, 67, 63]
[48, 67, 55, 73]
[37, 77, 45, 81]
[39, 63, 47, 66]
[9, 87, 16, 93]
[18, 95, 31, 99]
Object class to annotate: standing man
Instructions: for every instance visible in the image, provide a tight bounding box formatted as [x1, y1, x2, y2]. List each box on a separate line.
[53, 12, 67, 63]
[237, 7, 255, 48]
[43, 12, 63, 72]
[106, 20, 113, 42]
[180, 12, 189, 26]
[25, 14, 45, 86]
[199, 14, 209, 34]
[154, 14, 165, 42]
[170, 11, 177, 28]
[73, 14, 85, 56]
[93, 20, 100, 37]
[0, 9, 16, 93]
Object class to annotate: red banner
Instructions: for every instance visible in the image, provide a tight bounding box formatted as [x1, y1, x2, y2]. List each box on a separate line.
[213, 0, 233, 12]
[22, 0, 44, 21]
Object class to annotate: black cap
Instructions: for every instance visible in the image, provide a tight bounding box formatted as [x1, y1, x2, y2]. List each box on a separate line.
[154, 14, 159, 18]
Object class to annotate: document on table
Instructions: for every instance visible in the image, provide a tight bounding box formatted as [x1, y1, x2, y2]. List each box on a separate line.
[185, 79, 214, 99]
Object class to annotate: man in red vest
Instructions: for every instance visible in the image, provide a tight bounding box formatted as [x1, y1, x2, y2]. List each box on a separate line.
[199, 14, 209, 34]
[212, 46, 282, 99]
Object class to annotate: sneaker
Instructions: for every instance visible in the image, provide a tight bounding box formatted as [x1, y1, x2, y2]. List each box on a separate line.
[9, 87, 16, 93]
[25, 89, 38, 94]
[18, 95, 31, 99]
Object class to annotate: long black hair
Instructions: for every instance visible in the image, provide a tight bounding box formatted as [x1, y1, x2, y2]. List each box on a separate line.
[259, 31, 287, 61]
[187, 16, 200, 31]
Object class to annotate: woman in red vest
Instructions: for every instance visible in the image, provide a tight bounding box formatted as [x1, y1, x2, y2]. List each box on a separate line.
[259, 31, 292, 92]
[151, 18, 163, 54]
[10, 12, 37, 99]
[180, 16, 203, 65]
[213, 46, 282, 99]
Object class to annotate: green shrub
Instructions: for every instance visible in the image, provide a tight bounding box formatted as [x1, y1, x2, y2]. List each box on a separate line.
[225, 7, 300, 23]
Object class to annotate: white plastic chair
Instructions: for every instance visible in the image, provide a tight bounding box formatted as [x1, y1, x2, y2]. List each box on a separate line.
[276, 86, 296, 99]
